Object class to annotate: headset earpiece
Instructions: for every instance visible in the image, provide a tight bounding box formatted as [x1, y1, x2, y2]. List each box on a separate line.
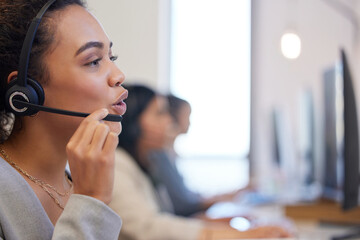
[5, 77, 45, 116]
[3, 0, 55, 116]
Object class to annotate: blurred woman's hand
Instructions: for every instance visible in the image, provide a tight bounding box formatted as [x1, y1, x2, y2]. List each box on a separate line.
[199, 224, 292, 240]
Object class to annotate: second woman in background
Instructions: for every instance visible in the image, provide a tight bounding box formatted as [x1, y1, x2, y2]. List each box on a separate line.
[109, 84, 290, 240]
[149, 93, 241, 217]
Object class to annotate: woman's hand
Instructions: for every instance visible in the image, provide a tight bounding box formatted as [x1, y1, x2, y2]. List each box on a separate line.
[66, 109, 119, 204]
[240, 225, 292, 238]
[199, 224, 292, 240]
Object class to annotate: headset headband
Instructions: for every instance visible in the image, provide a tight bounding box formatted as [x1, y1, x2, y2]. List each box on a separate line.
[17, 0, 57, 87]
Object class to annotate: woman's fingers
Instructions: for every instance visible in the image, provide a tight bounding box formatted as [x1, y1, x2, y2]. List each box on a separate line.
[103, 132, 119, 155]
[89, 123, 110, 151]
[68, 108, 109, 146]
[66, 108, 119, 204]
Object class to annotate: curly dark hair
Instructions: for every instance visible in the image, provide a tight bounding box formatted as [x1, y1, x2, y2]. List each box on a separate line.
[0, 0, 86, 142]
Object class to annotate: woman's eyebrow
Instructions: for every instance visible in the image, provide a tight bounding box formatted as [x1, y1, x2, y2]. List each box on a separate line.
[75, 41, 104, 56]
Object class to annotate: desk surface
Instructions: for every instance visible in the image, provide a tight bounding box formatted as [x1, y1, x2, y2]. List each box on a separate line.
[206, 201, 360, 240]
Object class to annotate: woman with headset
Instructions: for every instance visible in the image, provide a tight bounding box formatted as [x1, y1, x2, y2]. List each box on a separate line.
[110, 84, 291, 240]
[0, 0, 127, 239]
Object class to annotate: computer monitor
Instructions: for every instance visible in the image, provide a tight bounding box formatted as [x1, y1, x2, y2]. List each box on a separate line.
[341, 49, 359, 211]
[323, 49, 359, 211]
[273, 90, 316, 186]
[298, 89, 316, 186]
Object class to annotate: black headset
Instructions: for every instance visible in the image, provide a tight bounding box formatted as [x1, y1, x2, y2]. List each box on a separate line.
[4, 0, 122, 122]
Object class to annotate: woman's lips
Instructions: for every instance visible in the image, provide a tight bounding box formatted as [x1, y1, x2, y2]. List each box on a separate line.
[111, 90, 128, 115]
[111, 101, 127, 115]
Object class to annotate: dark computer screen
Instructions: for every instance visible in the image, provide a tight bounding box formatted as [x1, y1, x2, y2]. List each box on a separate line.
[323, 49, 359, 211]
[341, 49, 359, 210]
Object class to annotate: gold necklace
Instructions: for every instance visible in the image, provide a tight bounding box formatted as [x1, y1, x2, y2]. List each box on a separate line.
[0, 147, 73, 210]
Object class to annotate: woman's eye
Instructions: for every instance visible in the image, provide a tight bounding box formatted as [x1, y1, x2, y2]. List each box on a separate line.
[110, 55, 118, 62]
[85, 58, 102, 67]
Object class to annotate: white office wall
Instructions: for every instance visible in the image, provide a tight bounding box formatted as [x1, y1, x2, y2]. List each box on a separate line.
[86, 0, 171, 92]
[250, 0, 360, 193]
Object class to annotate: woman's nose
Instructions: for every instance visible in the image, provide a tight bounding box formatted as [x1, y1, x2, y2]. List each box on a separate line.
[109, 64, 125, 87]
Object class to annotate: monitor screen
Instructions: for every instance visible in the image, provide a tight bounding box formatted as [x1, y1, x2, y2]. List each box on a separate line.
[322, 49, 359, 211]
[341, 49, 359, 210]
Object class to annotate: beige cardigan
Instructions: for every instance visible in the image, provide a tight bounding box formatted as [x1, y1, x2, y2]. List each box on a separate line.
[109, 148, 204, 240]
[0, 157, 122, 240]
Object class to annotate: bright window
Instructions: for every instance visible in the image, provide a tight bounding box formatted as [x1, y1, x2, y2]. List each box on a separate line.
[170, 0, 251, 195]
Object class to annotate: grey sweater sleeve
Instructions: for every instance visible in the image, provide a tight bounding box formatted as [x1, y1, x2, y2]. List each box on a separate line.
[52, 194, 122, 240]
[148, 151, 204, 216]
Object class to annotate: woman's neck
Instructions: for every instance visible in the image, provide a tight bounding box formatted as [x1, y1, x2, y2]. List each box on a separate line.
[2, 119, 68, 186]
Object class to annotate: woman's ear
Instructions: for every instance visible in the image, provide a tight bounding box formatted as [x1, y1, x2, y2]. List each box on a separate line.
[7, 71, 18, 84]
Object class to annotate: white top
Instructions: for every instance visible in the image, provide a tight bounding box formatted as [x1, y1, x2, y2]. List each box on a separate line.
[109, 148, 204, 240]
